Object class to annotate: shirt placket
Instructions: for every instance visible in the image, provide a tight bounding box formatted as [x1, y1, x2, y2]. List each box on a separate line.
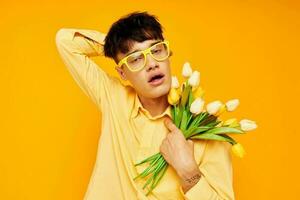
[135, 121, 155, 174]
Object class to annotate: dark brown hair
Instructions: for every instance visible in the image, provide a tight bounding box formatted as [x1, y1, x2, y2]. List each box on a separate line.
[103, 11, 164, 62]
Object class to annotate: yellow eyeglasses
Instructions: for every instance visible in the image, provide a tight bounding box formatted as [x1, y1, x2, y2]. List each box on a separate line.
[117, 40, 170, 72]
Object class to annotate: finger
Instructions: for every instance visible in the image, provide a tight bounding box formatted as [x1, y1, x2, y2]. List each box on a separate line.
[164, 117, 177, 132]
[187, 139, 194, 149]
[160, 139, 169, 153]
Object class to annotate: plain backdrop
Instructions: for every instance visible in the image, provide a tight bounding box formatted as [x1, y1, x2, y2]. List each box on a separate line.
[1, 0, 300, 199]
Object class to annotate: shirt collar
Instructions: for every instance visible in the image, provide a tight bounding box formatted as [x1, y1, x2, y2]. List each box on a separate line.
[131, 93, 172, 120]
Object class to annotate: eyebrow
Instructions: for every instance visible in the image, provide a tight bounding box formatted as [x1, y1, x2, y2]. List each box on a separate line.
[125, 40, 162, 57]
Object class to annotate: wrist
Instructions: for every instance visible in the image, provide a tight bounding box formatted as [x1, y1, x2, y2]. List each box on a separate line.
[176, 162, 199, 180]
[178, 166, 201, 194]
[181, 172, 201, 194]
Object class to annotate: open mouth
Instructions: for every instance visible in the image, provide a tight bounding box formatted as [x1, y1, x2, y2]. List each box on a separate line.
[148, 74, 165, 83]
[148, 74, 165, 86]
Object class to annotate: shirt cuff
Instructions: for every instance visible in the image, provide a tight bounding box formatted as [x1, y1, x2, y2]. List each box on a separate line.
[179, 175, 214, 200]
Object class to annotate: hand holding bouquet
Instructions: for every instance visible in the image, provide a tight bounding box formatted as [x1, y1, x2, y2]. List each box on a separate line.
[134, 62, 257, 195]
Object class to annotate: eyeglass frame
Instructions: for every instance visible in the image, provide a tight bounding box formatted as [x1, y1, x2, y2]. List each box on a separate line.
[117, 40, 170, 72]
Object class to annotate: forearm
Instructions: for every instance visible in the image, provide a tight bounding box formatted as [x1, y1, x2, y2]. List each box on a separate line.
[177, 164, 202, 193]
[55, 28, 106, 57]
[55, 28, 109, 108]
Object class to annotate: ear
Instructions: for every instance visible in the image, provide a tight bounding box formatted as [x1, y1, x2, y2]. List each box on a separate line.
[115, 66, 127, 81]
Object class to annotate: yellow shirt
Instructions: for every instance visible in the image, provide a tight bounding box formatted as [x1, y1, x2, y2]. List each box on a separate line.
[55, 28, 235, 200]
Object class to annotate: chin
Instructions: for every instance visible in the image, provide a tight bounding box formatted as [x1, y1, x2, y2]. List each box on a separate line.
[138, 76, 171, 99]
[148, 83, 170, 99]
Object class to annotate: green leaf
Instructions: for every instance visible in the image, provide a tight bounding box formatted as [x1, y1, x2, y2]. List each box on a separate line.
[180, 110, 188, 131]
[187, 89, 194, 109]
[186, 113, 194, 129]
[177, 104, 184, 127]
[206, 120, 222, 127]
[171, 106, 175, 121]
[198, 114, 218, 126]
[197, 112, 210, 125]
[189, 112, 206, 128]
[219, 134, 237, 145]
[174, 105, 180, 127]
[191, 133, 235, 143]
[142, 156, 164, 189]
[186, 126, 212, 138]
[134, 154, 161, 178]
[181, 84, 191, 107]
[205, 127, 244, 134]
[146, 162, 168, 196]
[134, 152, 160, 166]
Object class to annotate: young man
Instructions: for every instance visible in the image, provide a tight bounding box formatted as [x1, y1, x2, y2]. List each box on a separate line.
[55, 12, 235, 200]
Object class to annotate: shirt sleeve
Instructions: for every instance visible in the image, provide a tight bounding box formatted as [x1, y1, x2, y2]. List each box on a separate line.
[179, 140, 235, 200]
[55, 28, 122, 110]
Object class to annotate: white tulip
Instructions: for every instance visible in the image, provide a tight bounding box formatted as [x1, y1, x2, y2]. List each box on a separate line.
[182, 62, 193, 78]
[188, 71, 200, 87]
[171, 76, 180, 89]
[225, 99, 240, 112]
[190, 98, 205, 115]
[239, 119, 257, 131]
[206, 100, 223, 115]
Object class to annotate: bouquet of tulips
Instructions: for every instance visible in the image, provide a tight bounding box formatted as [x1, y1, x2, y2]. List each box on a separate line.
[134, 62, 257, 195]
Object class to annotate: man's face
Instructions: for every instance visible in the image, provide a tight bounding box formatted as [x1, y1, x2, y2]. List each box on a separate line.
[115, 39, 172, 99]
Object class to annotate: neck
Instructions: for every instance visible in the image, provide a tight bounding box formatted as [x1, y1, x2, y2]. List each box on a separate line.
[138, 94, 169, 117]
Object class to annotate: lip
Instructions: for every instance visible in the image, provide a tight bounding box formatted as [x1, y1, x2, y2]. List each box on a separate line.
[148, 72, 165, 82]
[148, 76, 165, 87]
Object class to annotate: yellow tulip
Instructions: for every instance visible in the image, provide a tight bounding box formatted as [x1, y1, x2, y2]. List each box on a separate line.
[215, 104, 226, 117]
[192, 86, 205, 98]
[223, 118, 240, 128]
[215, 121, 224, 127]
[176, 87, 182, 96]
[168, 88, 180, 105]
[232, 143, 246, 158]
[179, 82, 185, 93]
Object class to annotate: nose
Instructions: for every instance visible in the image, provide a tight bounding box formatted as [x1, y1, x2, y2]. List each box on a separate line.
[145, 54, 159, 71]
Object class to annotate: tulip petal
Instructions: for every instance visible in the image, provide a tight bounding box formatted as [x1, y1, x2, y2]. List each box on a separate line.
[225, 99, 240, 112]
[232, 143, 246, 158]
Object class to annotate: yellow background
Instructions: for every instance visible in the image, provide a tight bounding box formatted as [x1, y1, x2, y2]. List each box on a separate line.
[1, 0, 299, 199]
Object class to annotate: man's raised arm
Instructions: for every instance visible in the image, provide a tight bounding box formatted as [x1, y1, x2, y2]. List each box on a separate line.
[55, 28, 113, 109]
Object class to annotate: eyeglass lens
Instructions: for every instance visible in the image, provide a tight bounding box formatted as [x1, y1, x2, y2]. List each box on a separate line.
[126, 42, 169, 71]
